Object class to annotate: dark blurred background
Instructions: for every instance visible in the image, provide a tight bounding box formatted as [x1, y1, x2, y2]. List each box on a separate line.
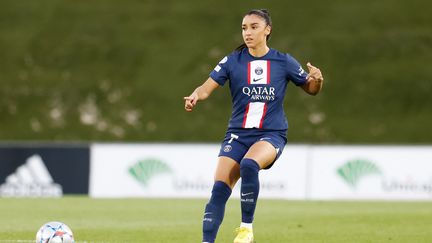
[1, 0, 431, 143]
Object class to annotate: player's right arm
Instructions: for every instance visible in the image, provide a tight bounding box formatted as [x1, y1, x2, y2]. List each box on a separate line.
[184, 77, 219, 112]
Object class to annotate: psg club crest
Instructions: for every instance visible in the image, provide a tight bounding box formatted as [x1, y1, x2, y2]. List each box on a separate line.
[255, 67, 263, 75]
[223, 145, 232, 152]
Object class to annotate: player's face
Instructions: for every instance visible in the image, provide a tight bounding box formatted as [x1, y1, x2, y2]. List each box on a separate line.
[242, 14, 271, 49]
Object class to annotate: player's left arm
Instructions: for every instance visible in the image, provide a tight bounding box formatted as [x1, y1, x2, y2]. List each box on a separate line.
[301, 62, 324, 96]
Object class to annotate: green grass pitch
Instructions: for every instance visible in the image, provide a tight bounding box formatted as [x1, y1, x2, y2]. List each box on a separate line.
[1, 197, 432, 242]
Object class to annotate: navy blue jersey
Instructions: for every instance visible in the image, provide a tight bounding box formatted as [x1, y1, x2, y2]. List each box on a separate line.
[210, 48, 308, 130]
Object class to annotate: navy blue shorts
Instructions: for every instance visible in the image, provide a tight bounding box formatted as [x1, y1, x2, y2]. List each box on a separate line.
[218, 128, 287, 169]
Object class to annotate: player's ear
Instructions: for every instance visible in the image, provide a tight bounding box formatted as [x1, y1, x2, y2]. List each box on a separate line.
[265, 25, 271, 36]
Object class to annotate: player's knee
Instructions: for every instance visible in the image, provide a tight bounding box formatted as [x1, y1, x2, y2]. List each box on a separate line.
[214, 176, 237, 188]
[240, 158, 260, 177]
[211, 181, 232, 198]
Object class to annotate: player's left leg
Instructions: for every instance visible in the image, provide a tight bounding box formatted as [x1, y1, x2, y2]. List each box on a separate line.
[234, 141, 277, 243]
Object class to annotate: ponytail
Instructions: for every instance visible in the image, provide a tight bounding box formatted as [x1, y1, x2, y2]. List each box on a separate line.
[235, 43, 248, 52]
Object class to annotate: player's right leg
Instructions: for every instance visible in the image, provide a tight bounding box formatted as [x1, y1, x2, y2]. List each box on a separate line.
[202, 156, 240, 243]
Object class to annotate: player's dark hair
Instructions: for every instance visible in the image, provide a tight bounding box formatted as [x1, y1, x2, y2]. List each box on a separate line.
[235, 9, 272, 52]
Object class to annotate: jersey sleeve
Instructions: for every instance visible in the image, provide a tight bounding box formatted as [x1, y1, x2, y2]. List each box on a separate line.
[209, 55, 230, 86]
[285, 54, 308, 86]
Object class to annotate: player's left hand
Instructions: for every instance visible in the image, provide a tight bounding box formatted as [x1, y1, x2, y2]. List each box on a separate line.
[306, 62, 323, 83]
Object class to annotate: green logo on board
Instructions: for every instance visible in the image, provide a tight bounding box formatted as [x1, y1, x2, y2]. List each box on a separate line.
[337, 159, 381, 188]
[129, 158, 172, 187]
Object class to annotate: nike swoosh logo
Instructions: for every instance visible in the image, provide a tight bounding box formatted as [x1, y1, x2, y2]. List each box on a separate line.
[241, 192, 254, 196]
[204, 212, 213, 215]
[252, 78, 263, 82]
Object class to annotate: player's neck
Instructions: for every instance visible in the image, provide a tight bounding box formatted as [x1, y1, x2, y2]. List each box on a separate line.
[248, 45, 270, 58]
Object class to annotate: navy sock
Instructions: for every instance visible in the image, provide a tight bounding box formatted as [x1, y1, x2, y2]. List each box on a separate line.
[240, 158, 260, 224]
[202, 181, 232, 243]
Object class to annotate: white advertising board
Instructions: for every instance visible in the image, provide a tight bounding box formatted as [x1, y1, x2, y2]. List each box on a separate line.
[308, 146, 432, 200]
[90, 144, 432, 200]
[90, 144, 309, 199]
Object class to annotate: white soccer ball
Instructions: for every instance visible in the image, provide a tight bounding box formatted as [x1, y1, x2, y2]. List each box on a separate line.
[35, 221, 74, 243]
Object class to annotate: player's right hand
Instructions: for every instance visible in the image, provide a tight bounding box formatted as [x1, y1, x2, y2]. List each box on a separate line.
[183, 93, 198, 112]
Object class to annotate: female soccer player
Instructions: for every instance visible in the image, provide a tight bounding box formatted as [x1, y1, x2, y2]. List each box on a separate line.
[184, 9, 323, 243]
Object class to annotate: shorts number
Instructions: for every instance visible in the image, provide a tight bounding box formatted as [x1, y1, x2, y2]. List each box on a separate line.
[228, 133, 239, 144]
